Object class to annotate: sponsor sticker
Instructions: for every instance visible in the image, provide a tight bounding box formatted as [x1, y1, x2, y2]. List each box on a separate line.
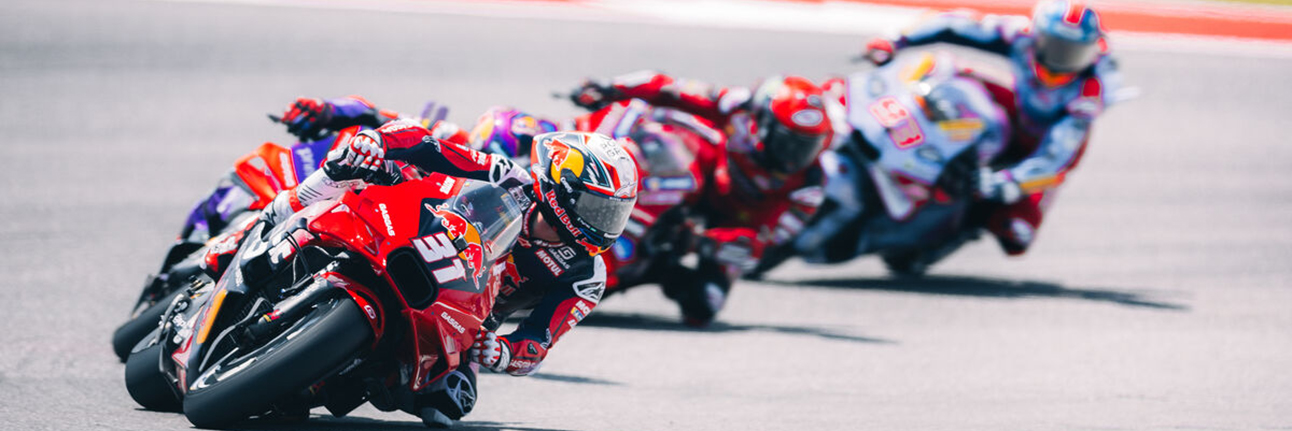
[868, 97, 910, 128]
[574, 281, 605, 303]
[790, 109, 824, 128]
[535, 249, 564, 276]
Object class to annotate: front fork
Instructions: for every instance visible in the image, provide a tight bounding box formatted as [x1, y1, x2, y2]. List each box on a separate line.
[236, 266, 386, 349]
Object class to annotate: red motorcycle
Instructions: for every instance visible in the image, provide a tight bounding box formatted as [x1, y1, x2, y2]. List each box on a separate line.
[570, 99, 720, 293]
[124, 170, 526, 429]
[111, 126, 366, 362]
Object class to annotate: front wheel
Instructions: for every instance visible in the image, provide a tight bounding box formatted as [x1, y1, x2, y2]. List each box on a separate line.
[125, 340, 182, 412]
[113, 291, 183, 362]
[182, 297, 372, 429]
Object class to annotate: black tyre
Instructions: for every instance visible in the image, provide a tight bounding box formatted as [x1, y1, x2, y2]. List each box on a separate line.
[113, 291, 183, 362]
[182, 297, 372, 429]
[125, 341, 182, 412]
[882, 252, 929, 277]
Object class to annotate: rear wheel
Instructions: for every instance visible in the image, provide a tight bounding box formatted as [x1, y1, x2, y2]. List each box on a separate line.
[113, 291, 183, 362]
[125, 341, 182, 412]
[182, 297, 372, 429]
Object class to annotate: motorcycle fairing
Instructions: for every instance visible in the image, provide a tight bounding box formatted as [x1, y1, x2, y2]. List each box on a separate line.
[180, 173, 516, 395]
[844, 52, 1009, 220]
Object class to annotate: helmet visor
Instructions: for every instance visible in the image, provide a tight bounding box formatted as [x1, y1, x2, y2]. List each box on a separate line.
[763, 122, 826, 174]
[1036, 34, 1099, 73]
[572, 190, 634, 238]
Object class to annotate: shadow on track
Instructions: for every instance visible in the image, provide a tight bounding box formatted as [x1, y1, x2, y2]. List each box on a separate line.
[579, 312, 895, 345]
[760, 275, 1188, 311]
[232, 415, 580, 431]
[527, 372, 622, 386]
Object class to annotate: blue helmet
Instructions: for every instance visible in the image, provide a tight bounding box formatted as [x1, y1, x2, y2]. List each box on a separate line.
[1032, 0, 1105, 73]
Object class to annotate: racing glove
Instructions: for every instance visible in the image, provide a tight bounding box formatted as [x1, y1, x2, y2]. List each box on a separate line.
[470, 331, 545, 376]
[279, 96, 393, 140]
[322, 130, 386, 182]
[279, 97, 336, 140]
[976, 167, 1022, 204]
[863, 37, 898, 66]
[470, 331, 511, 373]
[570, 79, 619, 111]
[259, 130, 387, 226]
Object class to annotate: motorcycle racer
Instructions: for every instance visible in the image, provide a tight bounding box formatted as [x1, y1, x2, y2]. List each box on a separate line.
[572, 72, 833, 326]
[278, 95, 471, 145]
[861, 0, 1120, 256]
[466, 106, 558, 164]
[180, 96, 469, 240]
[262, 120, 637, 426]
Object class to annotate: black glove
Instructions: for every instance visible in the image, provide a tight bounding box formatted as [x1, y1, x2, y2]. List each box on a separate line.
[570, 79, 617, 111]
[278, 97, 337, 140]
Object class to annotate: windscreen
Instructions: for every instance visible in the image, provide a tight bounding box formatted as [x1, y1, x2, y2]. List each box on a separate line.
[441, 181, 525, 262]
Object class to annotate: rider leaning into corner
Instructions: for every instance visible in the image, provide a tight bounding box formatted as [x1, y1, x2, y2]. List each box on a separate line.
[264, 100, 639, 427]
[570, 72, 836, 326]
[855, 0, 1121, 262]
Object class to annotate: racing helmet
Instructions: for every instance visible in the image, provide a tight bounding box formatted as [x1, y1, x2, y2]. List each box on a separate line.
[529, 131, 639, 255]
[469, 106, 557, 165]
[1032, 0, 1105, 75]
[748, 75, 832, 175]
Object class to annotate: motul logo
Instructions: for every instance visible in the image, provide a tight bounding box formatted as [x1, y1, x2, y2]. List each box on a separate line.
[535, 250, 564, 276]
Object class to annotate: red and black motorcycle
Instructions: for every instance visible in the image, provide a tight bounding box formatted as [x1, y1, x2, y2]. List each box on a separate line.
[124, 170, 526, 428]
[569, 99, 719, 294]
[111, 126, 368, 362]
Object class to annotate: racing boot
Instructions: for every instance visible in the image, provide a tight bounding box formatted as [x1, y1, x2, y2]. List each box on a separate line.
[881, 229, 981, 277]
[664, 263, 731, 327]
[413, 363, 477, 428]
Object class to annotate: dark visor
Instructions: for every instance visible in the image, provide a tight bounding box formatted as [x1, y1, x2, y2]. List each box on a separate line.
[1036, 34, 1099, 73]
[572, 190, 634, 236]
[763, 123, 826, 174]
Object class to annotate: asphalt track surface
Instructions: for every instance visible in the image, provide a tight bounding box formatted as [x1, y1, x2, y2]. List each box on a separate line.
[2, 0, 1291, 430]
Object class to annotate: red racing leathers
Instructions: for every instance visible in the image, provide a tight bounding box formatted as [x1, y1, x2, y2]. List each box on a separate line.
[377, 122, 607, 377]
[592, 72, 825, 325]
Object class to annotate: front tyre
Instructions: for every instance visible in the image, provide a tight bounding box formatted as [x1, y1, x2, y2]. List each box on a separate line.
[125, 340, 182, 412]
[182, 297, 372, 429]
[113, 291, 183, 362]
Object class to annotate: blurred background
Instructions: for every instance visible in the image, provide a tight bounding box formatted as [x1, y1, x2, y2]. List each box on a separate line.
[1, 0, 1290, 429]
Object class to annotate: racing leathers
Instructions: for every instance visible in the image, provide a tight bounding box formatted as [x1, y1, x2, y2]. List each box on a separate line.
[875, 11, 1119, 254]
[263, 119, 607, 420]
[585, 71, 826, 325]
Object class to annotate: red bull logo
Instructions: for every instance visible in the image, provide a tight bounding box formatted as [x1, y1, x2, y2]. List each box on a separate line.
[427, 203, 487, 290]
[460, 242, 485, 287]
[543, 190, 579, 238]
[544, 137, 585, 181]
[429, 204, 470, 240]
